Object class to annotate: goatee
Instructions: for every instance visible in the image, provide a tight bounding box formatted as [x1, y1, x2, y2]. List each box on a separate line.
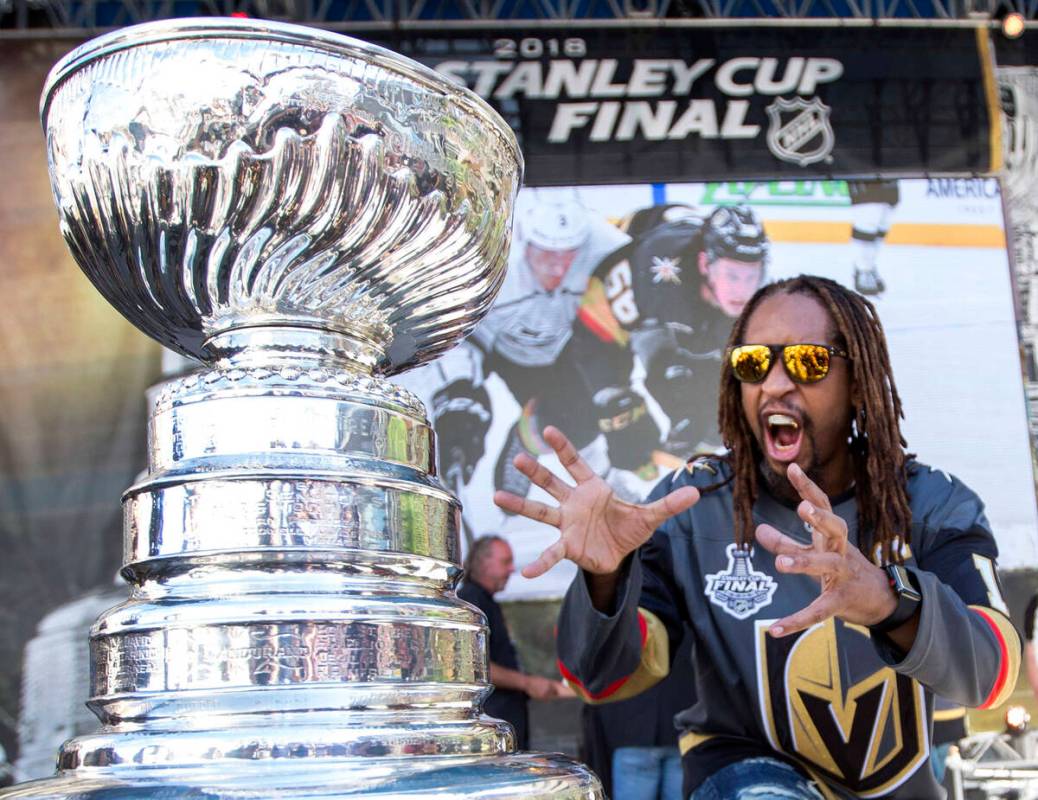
[758, 453, 823, 505]
[759, 460, 800, 504]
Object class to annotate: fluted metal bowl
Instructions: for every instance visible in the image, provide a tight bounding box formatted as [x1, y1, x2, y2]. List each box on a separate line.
[42, 18, 522, 374]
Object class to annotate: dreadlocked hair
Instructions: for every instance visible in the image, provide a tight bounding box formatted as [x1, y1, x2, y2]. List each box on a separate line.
[717, 275, 912, 565]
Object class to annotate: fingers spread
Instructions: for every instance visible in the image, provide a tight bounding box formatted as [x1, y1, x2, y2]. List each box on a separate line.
[787, 463, 832, 512]
[644, 486, 700, 527]
[754, 523, 812, 557]
[493, 491, 561, 528]
[769, 594, 838, 637]
[774, 551, 845, 578]
[512, 452, 572, 501]
[797, 501, 848, 555]
[521, 537, 567, 579]
[543, 426, 595, 483]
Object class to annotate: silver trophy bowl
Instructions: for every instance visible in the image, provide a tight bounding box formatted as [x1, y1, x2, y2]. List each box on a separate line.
[42, 18, 518, 374]
[3, 18, 602, 800]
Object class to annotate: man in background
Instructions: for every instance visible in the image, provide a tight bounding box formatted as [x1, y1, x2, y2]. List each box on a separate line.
[1025, 592, 1038, 707]
[0, 743, 11, 788]
[457, 535, 572, 749]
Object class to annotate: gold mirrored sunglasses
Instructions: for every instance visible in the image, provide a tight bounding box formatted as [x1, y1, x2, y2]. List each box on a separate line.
[728, 343, 849, 384]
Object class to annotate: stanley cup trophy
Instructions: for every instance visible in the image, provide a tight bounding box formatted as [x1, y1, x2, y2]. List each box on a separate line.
[2, 18, 603, 800]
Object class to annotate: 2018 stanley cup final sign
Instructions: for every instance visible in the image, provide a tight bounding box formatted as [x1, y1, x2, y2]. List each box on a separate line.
[385, 27, 1001, 184]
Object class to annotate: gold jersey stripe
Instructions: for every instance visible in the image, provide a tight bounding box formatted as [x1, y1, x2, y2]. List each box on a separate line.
[970, 605, 1021, 710]
[577, 276, 628, 346]
[562, 607, 670, 705]
[678, 730, 715, 755]
[933, 706, 967, 722]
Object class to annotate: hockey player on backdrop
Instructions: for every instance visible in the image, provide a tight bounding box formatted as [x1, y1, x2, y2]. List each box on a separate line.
[496, 275, 1019, 799]
[618, 202, 702, 237]
[578, 205, 768, 458]
[848, 180, 900, 296]
[429, 191, 651, 502]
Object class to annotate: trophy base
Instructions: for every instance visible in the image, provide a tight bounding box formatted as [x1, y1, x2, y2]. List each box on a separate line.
[0, 753, 604, 799]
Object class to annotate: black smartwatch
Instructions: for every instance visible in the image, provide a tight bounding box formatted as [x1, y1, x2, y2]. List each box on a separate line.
[869, 564, 922, 635]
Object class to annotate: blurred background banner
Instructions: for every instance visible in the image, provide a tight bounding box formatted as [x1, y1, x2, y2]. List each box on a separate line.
[0, 40, 160, 775]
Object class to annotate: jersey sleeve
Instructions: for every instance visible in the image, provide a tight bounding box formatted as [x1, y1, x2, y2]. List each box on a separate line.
[577, 218, 702, 348]
[555, 475, 690, 705]
[578, 248, 634, 348]
[873, 475, 1020, 710]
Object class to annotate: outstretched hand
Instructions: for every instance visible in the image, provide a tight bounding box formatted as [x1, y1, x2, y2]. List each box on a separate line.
[493, 426, 700, 578]
[754, 463, 899, 638]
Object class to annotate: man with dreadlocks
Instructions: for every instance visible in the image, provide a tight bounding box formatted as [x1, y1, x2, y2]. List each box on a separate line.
[494, 275, 1018, 799]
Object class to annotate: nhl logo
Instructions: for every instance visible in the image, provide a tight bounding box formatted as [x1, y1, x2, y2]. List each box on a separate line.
[704, 543, 777, 620]
[766, 96, 835, 167]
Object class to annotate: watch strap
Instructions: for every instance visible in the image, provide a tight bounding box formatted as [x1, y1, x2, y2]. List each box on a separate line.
[869, 564, 922, 635]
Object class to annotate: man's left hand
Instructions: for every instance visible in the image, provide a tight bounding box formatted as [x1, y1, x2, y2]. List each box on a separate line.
[755, 463, 899, 637]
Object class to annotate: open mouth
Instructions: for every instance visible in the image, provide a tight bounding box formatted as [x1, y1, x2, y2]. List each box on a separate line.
[763, 412, 803, 464]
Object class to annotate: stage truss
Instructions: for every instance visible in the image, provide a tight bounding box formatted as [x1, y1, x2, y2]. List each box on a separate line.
[0, 0, 1034, 36]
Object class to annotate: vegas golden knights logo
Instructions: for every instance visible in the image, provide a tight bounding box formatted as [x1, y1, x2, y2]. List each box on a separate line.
[755, 619, 928, 797]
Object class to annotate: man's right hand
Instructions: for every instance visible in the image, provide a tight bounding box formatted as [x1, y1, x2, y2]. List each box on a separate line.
[492, 426, 700, 579]
[523, 674, 572, 700]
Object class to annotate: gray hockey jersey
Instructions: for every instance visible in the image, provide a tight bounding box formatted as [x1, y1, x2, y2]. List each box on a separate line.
[471, 217, 629, 368]
[557, 459, 1019, 799]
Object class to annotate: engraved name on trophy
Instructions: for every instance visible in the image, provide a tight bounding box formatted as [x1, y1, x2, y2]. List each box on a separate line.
[2, 18, 603, 799]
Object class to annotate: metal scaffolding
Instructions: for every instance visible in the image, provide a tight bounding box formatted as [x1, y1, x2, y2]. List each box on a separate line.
[0, 0, 1034, 33]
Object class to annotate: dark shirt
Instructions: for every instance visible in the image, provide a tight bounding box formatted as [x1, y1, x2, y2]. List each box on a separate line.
[458, 579, 529, 749]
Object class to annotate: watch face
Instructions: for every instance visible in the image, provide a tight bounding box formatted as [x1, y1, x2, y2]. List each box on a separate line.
[888, 565, 922, 603]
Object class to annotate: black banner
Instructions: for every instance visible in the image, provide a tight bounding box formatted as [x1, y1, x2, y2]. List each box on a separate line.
[376, 26, 1000, 185]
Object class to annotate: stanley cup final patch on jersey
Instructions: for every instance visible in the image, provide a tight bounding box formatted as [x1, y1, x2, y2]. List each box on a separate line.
[704, 543, 778, 619]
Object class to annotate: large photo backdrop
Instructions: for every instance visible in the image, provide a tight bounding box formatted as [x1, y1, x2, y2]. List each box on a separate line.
[397, 178, 1038, 597]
